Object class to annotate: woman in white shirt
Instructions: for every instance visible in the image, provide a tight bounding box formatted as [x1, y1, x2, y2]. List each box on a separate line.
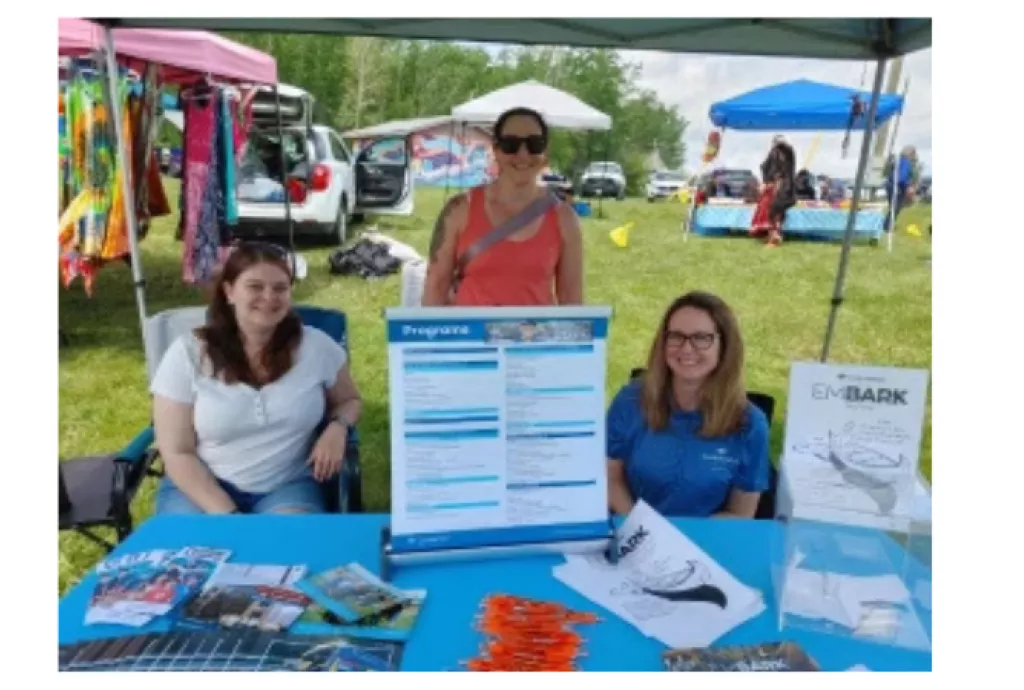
[150, 242, 362, 514]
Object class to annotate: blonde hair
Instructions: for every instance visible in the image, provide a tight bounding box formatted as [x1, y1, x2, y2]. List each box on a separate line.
[640, 291, 748, 437]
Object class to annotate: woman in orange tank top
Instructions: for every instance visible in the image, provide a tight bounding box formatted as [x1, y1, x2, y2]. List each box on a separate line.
[422, 107, 583, 307]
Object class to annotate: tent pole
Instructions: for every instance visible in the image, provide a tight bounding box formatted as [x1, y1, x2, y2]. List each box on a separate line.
[884, 77, 911, 252]
[458, 121, 465, 191]
[684, 129, 721, 241]
[102, 26, 149, 354]
[598, 132, 609, 219]
[444, 120, 454, 202]
[273, 83, 296, 271]
[820, 56, 886, 363]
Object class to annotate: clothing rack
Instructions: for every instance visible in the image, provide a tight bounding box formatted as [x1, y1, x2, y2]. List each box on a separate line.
[175, 79, 296, 279]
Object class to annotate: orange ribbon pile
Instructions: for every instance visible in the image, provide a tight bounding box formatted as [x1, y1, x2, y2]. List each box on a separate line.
[463, 594, 598, 671]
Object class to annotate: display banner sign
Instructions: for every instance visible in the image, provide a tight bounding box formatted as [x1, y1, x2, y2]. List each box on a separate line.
[385, 306, 613, 556]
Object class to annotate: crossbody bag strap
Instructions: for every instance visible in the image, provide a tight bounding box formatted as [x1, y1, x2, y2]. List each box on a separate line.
[452, 190, 559, 290]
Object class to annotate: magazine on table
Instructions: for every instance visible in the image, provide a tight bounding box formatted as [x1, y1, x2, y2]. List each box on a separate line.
[662, 641, 820, 671]
[295, 588, 427, 641]
[295, 562, 410, 624]
[127, 546, 232, 619]
[176, 564, 310, 633]
[84, 547, 232, 627]
[84, 549, 175, 627]
[59, 630, 405, 672]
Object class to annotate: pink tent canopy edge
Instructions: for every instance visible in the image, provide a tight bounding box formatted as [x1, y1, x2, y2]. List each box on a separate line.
[58, 18, 277, 85]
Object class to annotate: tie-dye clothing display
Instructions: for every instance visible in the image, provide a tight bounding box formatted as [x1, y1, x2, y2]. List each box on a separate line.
[178, 84, 246, 285]
[58, 60, 169, 295]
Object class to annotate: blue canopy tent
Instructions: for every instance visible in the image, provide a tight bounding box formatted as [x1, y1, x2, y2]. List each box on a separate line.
[704, 77, 907, 359]
[709, 79, 904, 131]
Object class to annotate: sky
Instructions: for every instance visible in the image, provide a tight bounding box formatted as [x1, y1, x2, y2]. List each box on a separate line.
[620, 48, 932, 178]
[470, 42, 931, 180]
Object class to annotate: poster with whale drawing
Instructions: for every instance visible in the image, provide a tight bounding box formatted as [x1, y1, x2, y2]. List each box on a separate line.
[780, 362, 930, 527]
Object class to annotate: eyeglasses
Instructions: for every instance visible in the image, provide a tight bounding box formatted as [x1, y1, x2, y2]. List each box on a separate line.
[665, 330, 717, 351]
[495, 135, 547, 156]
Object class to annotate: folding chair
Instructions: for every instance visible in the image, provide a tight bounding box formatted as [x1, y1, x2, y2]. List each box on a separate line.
[59, 305, 364, 552]
[627, 367, 779, 519]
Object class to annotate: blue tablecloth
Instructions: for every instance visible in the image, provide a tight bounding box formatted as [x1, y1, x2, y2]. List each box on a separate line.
[693, 205, 885, 241]
[58, 514, 931, 671]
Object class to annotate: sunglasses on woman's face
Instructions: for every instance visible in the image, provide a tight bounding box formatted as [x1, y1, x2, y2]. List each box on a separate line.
[495, 134, 547, 156]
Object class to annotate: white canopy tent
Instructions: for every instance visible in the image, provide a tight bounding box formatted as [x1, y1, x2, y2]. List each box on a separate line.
[343, 115, 458, 140]
[451, 80, 612, 131]
[447, 80, 613, 208]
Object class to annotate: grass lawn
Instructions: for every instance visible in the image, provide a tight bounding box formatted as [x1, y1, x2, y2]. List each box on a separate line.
[58, 182, 932, 594]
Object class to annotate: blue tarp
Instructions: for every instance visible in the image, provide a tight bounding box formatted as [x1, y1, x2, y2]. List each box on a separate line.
[708, 79, 904, 131]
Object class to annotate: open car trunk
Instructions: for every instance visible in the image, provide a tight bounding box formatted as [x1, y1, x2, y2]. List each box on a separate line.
[237, 129, 313, 203]
[237, 85, 315, 204]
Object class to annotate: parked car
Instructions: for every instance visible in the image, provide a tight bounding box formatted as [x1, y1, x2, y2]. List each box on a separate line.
[645, 170, 686, 202]
[538, 170, 574, 200]
[234, 85, 414, 246]
[158, 147, 182, 178]
[579, 161, 626, 199]
[695, 168, 758, 199]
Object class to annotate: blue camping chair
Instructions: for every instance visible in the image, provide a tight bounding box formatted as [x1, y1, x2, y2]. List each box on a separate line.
[627, 367, 778, 519]
[58, 305, 363, 552]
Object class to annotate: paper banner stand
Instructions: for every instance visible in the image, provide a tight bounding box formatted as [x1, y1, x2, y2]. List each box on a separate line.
[377, 522, 619, 583]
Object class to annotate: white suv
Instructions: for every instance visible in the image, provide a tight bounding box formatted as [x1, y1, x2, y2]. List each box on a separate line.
[236, 85, 414, 245]
[579, 161, 627, 200]
[645, 170, 686, 202]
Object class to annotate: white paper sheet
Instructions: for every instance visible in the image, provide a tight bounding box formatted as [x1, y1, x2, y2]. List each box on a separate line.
[553, 500, 764, 649]
[780, 551, 913, 631]
[202, 563, 307, 589]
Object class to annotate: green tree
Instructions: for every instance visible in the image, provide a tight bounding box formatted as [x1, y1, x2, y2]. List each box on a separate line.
[224, 32, 348, 127]
[215, 33, 689, 187]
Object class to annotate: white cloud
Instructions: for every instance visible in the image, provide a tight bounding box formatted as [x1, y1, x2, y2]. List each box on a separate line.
[620, 48, 932, 179]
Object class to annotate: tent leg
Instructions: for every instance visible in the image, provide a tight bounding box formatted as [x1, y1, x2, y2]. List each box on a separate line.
[458, 121, 465, 191]
[102, 27, 149, 355]
[273, 84, 296, 267]
[595, 133, 611, 219]
[820, 56, 886, 363]
[883, 89, 904, 253]
[887, 187, 897, 252]
[443, 120, 454, 203]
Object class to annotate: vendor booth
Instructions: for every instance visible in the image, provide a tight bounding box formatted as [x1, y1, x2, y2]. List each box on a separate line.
[58, 19, 279, 352]
[57, 17, 933, 674]
[58, 19, 285, 557]
[690, 79, 905, 242]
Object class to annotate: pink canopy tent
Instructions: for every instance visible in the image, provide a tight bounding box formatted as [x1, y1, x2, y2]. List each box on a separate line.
[58, 18, 279, 353]
[58, 18, 277, 84]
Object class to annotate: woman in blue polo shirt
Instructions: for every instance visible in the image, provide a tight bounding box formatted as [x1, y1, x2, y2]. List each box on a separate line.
[606, 291, 770, 518]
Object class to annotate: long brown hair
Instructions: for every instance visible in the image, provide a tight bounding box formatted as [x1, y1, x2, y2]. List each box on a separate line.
[640, 291, 748, 437]
[194, 243, 302, 387]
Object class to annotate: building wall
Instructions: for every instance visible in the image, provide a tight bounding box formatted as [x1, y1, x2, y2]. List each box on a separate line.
[355, 124, 496, 188]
